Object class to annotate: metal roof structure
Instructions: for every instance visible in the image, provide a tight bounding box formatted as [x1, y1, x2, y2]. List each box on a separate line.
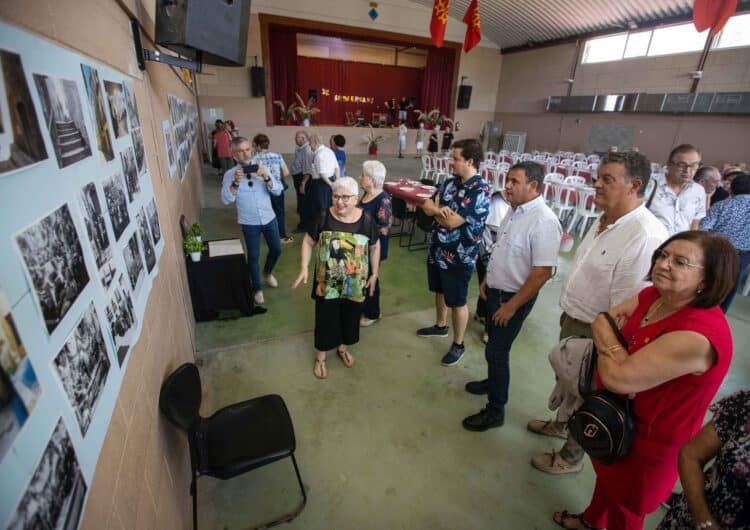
[408, 0, 750, 50]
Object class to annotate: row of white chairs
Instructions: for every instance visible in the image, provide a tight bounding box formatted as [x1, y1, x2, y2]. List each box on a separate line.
[543, 173, 600, 238]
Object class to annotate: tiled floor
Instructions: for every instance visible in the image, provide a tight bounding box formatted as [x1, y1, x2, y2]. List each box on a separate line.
[193, 156, 750, 529]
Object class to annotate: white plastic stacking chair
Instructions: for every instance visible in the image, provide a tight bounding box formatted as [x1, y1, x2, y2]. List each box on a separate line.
[567, 186, 599, 237]
[487, 166, 502, 191]
[510, 152, 520, 163]
[543, 173, 564, 206]
[420, 155, 435, 181]
[572, 160, 587, 170]
[520, 153, 533, 162]
[434, 157, 451, 184]
[587, 154, 600, 164]
[564, 175, 586, 187]
[485, 151, 498, 163]
[574, 152, 587, 161]
[480, 164, 493, 185]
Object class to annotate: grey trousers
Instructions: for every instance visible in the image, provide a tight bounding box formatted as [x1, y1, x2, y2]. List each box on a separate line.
[556, 313, 593, 464]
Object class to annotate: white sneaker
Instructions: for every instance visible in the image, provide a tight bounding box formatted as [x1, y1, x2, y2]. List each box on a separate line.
[263, 273, 278, 288]
[360, 317, 378, 327]
[253, 290, 265, 305]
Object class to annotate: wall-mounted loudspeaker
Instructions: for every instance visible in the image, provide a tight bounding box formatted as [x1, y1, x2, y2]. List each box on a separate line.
[457, 85, 472, 109]
[250, 66, 265, 97]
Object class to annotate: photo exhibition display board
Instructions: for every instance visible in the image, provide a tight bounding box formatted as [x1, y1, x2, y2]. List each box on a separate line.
[0, 21, 165, 528]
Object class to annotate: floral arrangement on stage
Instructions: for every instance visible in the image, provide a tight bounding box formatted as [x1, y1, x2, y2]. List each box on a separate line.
[414, 108, 453, 130]
[294, 92, 320, 126]
[273, 100, 298, 125]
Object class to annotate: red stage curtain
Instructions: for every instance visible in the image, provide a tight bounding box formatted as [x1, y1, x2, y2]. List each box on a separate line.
[296, 57, 423, 126]
[269, 25, 298, 123]
[420, 47, 455, 118]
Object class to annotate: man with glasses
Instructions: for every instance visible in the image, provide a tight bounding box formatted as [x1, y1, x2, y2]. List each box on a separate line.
[646, 144, 706, 235]
[221, 137, 283, 306]
[528, 151, 668, 473]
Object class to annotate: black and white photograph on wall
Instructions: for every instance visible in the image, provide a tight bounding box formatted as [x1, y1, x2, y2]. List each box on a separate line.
[103, 79, 128, 138]
[105, 274, 137, 366]
[130, 127, 147, 176]
[53, 302, 110, 437]
[78, 182, 115, 288]
[122, 81, 140, 129]
[136, 208, 156, 274]
[146, 197, 161, 246]
[102, 172, 130, 241]
[32, 73, 92, 169]
[122, 232, 144, 295]
[0, 49, 48, 176]
[15, 204, 90, 335]
[6, 418, 87, 530]
[119, 146, 140, 203]
[80, 63, 114, 163]
[0, 288, 42, 465]
[161, 119, 176, 177]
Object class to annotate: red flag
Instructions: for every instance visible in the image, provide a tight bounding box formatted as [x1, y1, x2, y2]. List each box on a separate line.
[430, 0, 451, 48]
[462, 0, 481, 52]
[693, 0, 738, 36]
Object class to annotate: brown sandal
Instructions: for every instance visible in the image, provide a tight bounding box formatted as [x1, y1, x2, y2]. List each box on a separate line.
[313, 357, 327, 379]
[553, 511, 601, 530]
[336, 347, 355, 368]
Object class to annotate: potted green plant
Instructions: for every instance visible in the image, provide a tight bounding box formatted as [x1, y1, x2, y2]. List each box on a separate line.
[184, 235, 204, 262]
[273, 100, 298, 125]
[189, 222, 205, 242]
[362, 126, 384, 155]
[294, 92, 320, 127]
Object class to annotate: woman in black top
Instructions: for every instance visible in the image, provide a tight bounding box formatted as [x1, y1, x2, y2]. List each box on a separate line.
[427, 127, 439, 154]
[292, 177, 380, 379]
[441, 126, 454, 152]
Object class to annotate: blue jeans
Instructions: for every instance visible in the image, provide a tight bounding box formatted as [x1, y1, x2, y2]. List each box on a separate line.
[270, 191, 287, 238]
[241, 220, 281, 292]
[485, 288, 537, 416]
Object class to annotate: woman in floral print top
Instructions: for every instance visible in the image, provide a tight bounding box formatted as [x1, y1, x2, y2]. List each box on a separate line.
[358, 161, 392, 325]
[657, 389, 750, 530]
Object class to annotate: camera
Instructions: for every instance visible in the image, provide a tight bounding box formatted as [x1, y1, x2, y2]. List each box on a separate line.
[243, 164, 259, 187]
[243, 163, 259, 176]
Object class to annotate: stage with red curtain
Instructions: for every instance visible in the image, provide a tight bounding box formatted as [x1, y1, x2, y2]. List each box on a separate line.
[296, 57, 424, 125]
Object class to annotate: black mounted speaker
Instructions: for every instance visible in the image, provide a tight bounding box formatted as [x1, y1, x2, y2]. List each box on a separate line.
[250, 66, 265, 97]
[457, 85, 472, 109]
[155, 0, 251, 67]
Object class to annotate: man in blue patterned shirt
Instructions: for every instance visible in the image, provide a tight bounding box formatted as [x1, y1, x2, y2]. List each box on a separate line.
[700, 172, 750, 313]
[417, 138, 490, 367]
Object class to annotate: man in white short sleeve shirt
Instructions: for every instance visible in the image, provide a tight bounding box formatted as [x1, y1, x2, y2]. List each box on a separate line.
[527, 150, 669, 475]
[462, 161, 562, 432]
[646, 144, 706, 235]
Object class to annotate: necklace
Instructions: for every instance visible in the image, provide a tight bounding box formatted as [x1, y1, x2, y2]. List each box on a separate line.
[642, 299, 664, 323]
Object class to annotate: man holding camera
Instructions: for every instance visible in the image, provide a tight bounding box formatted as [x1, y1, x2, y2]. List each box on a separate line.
[221, 137, 283, 305]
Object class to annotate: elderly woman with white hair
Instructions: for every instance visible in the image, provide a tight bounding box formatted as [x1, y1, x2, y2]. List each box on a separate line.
[292, 176, 380, 379]
[358, 160, 392, 326]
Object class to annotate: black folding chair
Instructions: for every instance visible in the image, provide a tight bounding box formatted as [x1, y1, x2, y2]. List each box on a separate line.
[391, 197, 415, 241]
[407, 207, 434, 251]
[159, 363, 306, 530]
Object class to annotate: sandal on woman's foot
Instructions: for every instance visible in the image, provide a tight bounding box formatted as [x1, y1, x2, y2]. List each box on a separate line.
[313, 358, 327, 379]
[336, 348, 355, 368]
[552, 511, 601, 530]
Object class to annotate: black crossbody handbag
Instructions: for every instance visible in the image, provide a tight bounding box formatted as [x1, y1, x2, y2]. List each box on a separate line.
[568, 312, 635, 464]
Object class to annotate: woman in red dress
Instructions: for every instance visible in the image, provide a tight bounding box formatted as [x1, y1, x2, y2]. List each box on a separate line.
[554, 231, 738, 530]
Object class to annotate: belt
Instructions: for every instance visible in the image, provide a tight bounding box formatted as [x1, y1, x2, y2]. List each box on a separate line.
[562, 312, 590, 327]
[486, 287, 517, 297]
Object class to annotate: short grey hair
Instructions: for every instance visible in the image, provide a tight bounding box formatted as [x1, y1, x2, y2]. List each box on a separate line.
[308, 133, 321, 147]
[332, 176, 359, 196]
[231, 136, 250, 149]
[362, 160, 386, 188]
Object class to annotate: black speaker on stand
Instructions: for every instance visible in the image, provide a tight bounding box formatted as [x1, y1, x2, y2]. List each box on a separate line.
[457, 85, 472, 109]
[250, 66, 265, 97]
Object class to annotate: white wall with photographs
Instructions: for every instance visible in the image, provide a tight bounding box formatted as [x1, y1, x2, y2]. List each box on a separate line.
[0, 21, 165, 528]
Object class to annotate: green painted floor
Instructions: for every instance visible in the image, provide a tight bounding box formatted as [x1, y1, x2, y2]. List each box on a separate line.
[193, 156, 750, 530]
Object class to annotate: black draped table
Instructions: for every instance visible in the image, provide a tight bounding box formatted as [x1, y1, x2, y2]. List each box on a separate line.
[185, 239, 260, 321]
